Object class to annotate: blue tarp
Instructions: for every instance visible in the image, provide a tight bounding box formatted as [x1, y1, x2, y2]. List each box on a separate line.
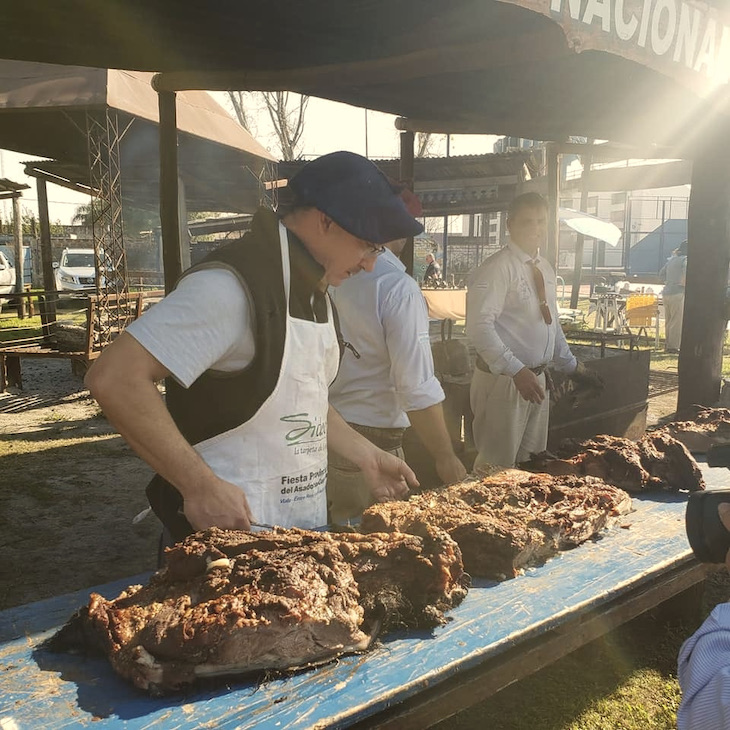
[628, 219, 687, 276]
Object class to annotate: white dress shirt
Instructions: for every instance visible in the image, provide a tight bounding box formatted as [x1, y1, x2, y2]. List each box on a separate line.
[678, 602, 730, 730]
[329, 248, 444, 428]
[466, 242, 577, 377]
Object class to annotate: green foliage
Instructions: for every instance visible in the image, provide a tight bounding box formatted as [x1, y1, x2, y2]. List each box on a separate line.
[71, 201, 159, 238]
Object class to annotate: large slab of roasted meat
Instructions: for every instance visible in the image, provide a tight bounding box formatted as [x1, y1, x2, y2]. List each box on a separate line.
[360, 471, 632, 581]
[652, 405, 730, 454]
[47, 526, 468, 694]
[520, 432, 704, 493]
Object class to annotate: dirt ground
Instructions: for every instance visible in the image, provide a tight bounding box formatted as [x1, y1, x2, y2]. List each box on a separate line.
[0, 358, 160, 610]
[0, 357, 685, 612]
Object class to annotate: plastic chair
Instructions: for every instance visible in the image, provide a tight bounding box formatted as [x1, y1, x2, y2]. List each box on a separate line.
[625, 294, 660, 347]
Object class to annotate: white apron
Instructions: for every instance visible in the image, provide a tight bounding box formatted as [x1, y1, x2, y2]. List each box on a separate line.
[193, 222, 339, 528]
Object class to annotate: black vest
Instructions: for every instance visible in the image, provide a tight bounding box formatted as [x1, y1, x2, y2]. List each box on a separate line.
[165, 209, 287, 445]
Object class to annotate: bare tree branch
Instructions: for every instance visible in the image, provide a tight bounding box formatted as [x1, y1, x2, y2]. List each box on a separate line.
[417, 132, 433, 158]
[225, 90, 309, 161]
[263, 91, 309, 161]
[226, 91, 253, 131]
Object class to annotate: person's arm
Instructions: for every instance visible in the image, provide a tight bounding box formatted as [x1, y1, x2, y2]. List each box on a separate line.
[407, 404, 467, 485]
[677, 603, 730, 730]
[85, 333, 253, 531]
[552, 318, 578, 374]
[327, 405, 417, 501]
[465, 262, 522, 376]
[677, 503, 730, 729]
[380, 282, 466, 484]
[466, 262, 544, 402]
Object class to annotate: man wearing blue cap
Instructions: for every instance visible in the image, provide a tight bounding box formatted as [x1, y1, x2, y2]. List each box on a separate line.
[86, 151, 423, 543]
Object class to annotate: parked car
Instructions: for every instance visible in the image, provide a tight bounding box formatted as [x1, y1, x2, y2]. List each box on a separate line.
[54, 248, 96, 291]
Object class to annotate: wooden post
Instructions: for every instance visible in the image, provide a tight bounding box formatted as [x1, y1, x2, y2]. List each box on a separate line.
[399, 129, 415, 276]
[36, 177, 57, 332]
[545, 143, 560, 268]
[442, 134, 450, 281]
[158, 90, 182, 293]
[12, 194, 25, 319]
[570, 144, 593, 309]
[678, 145, 730, 411]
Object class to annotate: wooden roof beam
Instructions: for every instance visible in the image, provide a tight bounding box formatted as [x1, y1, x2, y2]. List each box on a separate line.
[23, 164, 97, 197]
[394, 119, 682, 160]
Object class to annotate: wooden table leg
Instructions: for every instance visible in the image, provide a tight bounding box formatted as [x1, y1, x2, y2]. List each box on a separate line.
[6, 355, 22, 389]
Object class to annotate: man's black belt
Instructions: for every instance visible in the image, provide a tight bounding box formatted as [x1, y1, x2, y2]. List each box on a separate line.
[348, 423, 405, 451]
[476, 355, 547, 376]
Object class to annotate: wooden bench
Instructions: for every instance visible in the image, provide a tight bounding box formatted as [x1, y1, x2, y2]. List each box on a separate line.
[0, 289, 164, 391]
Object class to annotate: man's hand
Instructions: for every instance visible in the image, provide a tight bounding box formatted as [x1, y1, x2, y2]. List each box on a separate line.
[434, 453, 468, 486]
[360, 449, 419, 503]
[571, 361, 605, 392]
[182, 475, 253, 532]
[513, 367, 545, 403]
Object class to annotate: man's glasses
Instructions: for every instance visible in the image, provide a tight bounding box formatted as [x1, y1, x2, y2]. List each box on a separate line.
[364, 242, 386, 258]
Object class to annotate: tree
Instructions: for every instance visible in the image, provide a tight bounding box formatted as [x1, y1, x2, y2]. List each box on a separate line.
[417, 132, 434, 158]
[72, 200, 159, 238]
[227, 91, 255, 133]
[226, 91, 309, 161]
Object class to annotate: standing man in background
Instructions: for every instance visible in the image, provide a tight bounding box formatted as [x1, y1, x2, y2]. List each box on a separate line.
[466, 192, 598, 469]
[328, 229, 467, 524]
[423, 252, 442, 285]
[661, 239, 687, 354]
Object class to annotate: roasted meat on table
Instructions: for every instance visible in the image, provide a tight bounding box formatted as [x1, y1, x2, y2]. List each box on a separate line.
[360, 470, 632, 581]
[520, 432, 704, 493]
[651, 405, 730, 454]
[47, 526, 468, 694]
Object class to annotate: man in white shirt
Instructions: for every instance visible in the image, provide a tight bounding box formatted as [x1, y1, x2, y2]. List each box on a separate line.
[328, 235, 467, 523]
[466, 192, 591, 469]
[660, 239, 687, 353]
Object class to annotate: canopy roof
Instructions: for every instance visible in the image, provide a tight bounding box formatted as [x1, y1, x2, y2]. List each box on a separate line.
[0, 61, 274, 213]
[0, 2, 728, 147]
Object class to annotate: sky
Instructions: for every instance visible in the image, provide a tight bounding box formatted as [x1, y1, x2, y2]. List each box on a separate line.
[0, 93, 501, 225]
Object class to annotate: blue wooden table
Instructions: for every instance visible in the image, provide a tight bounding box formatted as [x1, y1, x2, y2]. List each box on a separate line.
[1, 461, 727, 730]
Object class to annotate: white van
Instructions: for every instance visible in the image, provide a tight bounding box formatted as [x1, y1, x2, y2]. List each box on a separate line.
[54, 248, 96, 291]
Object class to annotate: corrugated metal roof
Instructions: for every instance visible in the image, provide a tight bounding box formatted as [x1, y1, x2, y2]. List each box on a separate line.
[279, 151, 537, 214]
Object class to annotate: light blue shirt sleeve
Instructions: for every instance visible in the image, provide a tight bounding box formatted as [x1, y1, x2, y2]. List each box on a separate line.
[678, 602, 730, 730]
[381, 283, 444, 413]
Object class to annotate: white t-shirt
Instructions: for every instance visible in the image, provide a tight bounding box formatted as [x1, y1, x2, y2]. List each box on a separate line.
[126, 268, 256, 388]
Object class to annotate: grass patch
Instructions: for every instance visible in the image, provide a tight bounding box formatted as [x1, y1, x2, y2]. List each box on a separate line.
[432, 613, 689, 730]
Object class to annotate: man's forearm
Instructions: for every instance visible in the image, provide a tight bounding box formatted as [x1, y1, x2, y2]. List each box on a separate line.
[326, 405, 379, 471]
[407, 403, 457, 460]
[85, 336, 217, 499]
[408, 404, 467, 485]
[96, 380, 215, 496]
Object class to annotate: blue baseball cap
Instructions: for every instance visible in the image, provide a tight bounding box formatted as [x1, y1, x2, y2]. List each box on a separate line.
[287, 151, 424, 244]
